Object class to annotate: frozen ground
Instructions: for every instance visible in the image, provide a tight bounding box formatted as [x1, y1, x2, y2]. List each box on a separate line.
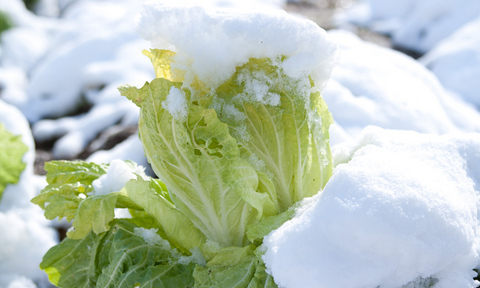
[1, 0, 480, 287]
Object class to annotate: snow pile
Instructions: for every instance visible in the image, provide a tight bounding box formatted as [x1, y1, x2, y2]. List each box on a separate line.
[2, 276, 37, 288]
[341, 0, 480, 53]
[91, 159, 146, 196]
[0, 0, 153, 160]
[421, 17, 480, 107]
[0, 210, 57, 288]
[137, 0, 335, 89]
[323, 30, 480, 145]
[0, 100, 57, 288]
[264, 126, 480, 288]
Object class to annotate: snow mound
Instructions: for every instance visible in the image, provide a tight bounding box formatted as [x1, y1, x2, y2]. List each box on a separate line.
[0, 99, 57, 288]
[137, 0, 336, 89]
[341, 0, 480, 53]
[1, 0, 154, 161]
[264, 126, 480, 288]
[91, 159, 146, 196]
[323, 30, 480, 145]
[421, 17, 480, 107]
[0, 209, 57, 286]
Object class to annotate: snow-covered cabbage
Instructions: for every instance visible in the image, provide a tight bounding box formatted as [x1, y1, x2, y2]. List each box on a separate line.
[31, 3, 335, 287]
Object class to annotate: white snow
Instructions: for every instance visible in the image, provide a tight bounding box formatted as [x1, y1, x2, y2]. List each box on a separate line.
[323, 30, 480, 145]
[264, 126, 480, 288]
[91, 159, 147, 196]
[0, 100, 57, 288]
[421, 17, 480, 107]
[341, 0, 480, 53]
[0, 209, 58, 287]
[137, 0, 336, 89]
[1, 0, 153, 160]
[236, 68, 283, 106]
[134, 227, 166, 246]
[87, 134, 152, 175]
[1, 276, 37, 288]
[33, 100, 138, 159]
[162, 86, 188, 122]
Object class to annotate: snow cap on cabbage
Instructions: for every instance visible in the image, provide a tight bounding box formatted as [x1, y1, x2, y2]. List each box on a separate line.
[137, 0, 336, 89]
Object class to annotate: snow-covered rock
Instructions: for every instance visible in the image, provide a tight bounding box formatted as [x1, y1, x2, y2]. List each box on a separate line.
[264, 126, 480, 288]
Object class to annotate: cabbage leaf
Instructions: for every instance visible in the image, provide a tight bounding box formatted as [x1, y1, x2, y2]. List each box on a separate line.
[0, 124, 28, 200]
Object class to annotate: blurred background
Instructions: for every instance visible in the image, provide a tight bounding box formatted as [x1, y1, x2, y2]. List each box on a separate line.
[1, 0, 479, 287]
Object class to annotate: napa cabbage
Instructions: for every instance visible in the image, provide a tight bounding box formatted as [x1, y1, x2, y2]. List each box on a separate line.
[32, 47, 333, 287]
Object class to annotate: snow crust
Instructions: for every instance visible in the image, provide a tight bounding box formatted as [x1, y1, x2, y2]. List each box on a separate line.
[137, 0, 336, 89]
[91, 159, 146, 196]
[264, 126, 480, 288]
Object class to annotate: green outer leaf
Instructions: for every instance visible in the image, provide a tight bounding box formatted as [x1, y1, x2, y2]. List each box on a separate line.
[95, 220, 195, 288]
[45, 160, 107, 185]
[32, 160, 143, 239]
[121, 79, 275, 247]
[40, 219, 196, 288]
[32, 161, 108, 221]
[31, 182, 86, 222]
[40, 232, 96, 287]
[193, 245, 277, 288]
[67, 193, 120, 239]
[0, 124, 28, 200]
[0, 11, 14, 36]
[246, 207, 296, 244]
[124, 177, 206, 253]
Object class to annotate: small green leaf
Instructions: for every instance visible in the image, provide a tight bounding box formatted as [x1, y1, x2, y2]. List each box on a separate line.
[40, 232, 96, 287]
[0, 11, 14, 37]
[32, 160, 141, 238]
[0, 124, 28, 200]
[67, 193, 120, 239]
[45, 160, 107, 186]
